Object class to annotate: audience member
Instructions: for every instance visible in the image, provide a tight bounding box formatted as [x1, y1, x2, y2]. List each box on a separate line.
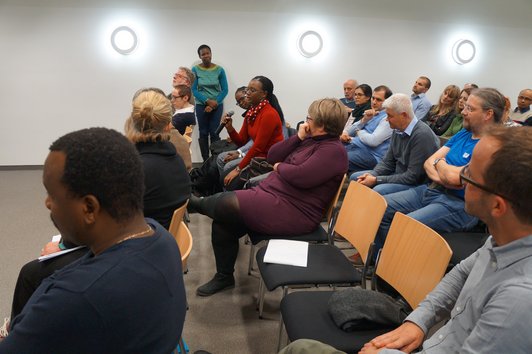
[219, 76, 284, 191]
[410, 76, 432, 119]
[463, 82, 478, 90]
[344, 85, 393, 172]
[421, 84, 460, 136]
[502, 96, 521, 127]
[172, 66, 196, 104]
[189, 98, 348, 296]
[171, 84, 196, 135]
[373, 88, 505, 251]
[340, 79, 358, 114]
[125, 90, 191, 229]
[351, 93, 439, 195]
[341, 84, 373, 134]
[442, 88, 472, 138]
[0, 128, 187, 352]
[192, 44, 229, 161]
[509, 88, 532, 123]
[280, 126, 532, 354]
[217, 87, 253, 178]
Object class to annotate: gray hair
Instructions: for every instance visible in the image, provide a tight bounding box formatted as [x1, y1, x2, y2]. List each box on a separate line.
[178, 67, 195, 85]
[470, 88, 505, 123]
[383, 93, 415, 120]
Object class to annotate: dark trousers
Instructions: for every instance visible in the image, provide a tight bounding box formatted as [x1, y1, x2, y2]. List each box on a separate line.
[11, 248, 88, 319]
[194, 192, 249, 275]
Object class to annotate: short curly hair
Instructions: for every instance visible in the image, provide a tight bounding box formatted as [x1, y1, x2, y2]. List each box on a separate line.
[49, 127, 144, 222]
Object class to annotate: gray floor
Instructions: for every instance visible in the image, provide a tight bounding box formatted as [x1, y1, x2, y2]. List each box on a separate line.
[0, 169, 289, 353]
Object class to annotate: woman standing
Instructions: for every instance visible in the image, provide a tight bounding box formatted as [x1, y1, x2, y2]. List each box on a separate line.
[192, 44, 229, 161]
[190, 98, 348, 296]
[221, 76, 285, 190]
[421, 85, 460, 136]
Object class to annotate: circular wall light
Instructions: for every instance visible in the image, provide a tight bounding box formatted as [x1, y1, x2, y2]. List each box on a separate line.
[452, 39, 476, 65]
[297, 30, 323, 58]
[111, 26, 138, 55]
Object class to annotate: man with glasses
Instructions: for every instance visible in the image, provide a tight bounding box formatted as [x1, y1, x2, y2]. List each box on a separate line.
[283, 126, 532, 354]
[344, 85, 393, 173]
[171, 67, 195, 104]
[171, 85, 196, 136]
[509, 88, 532, 123]
[372, 88, 505, 252]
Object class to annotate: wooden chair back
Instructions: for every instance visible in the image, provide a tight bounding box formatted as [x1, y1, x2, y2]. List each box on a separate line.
[325, 174, 347, 223]
[173, 221, 193, 268]
[376, 212, 452, 309]
[333, 181, 387, 264]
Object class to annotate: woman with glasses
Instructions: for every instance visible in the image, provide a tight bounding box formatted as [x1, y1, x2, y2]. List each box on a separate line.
[170, 85, 196, 136]
[192, 44, 229, 161]
[189, 98, 348, 296]
[422, 85, 461, 136]
[341, 84, 372, 142]
[219, 75, 285, 191]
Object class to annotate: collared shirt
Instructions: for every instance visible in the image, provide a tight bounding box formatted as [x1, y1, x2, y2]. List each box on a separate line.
[411, 93, 431, 121]
[509, 106, 532, 123]
[381, 234, 532, 353]
[395, 116, 418, 137]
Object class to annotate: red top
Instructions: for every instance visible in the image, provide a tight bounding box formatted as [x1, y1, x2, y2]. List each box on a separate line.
[228, 103, 284, 168]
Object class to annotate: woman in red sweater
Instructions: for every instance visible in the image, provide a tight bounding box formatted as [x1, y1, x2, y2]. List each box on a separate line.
[220, 76, 284, 190]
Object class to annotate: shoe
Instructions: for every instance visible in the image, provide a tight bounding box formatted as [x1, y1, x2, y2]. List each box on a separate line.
[196, 273, 235, 296]
[0, 317, 9, 340]
[348, 252, 364, 266]
[187, 195, 203, 214]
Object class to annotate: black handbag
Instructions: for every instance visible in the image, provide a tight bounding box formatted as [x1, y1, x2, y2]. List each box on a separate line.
[238, 157, 274, 182]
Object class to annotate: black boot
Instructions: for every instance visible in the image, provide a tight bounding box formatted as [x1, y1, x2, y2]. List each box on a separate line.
[196, 273, 235, 296]
[198, 137, 209, 162]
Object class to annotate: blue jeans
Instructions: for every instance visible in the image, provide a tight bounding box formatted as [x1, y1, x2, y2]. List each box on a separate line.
[349, 170, 412, 196]
[196, 103, 224, 141]
[345, 146, 378, 172]
[374, 184, 478, 251]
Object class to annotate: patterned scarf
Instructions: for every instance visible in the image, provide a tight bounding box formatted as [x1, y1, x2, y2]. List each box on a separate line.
[245, 99, 269, 123]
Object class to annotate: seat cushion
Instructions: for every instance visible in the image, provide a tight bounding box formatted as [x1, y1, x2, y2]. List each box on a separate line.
[257, 244, 361, 291]
[281, 291, 393, 354]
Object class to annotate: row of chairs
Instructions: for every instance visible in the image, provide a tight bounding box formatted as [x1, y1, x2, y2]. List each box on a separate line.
[251, 181, 453, 352]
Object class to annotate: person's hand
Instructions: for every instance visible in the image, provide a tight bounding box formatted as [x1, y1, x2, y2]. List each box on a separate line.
[340, 132, 352, 143]
[357, 173, 377, 187]
[273, 162, 280, 172]
[297, 122, 310, 140]
[361, 108, 377, 123]
[221, 114, 234, 131]
[224, 151, 240, 163]
[41, 241, 61, 256]
[206, 99, 218, 110]
[204, 105, 213, 113]
[368, 322, 425, 353]
[224, 168, 240, 186]
[358, 342, 381, 353]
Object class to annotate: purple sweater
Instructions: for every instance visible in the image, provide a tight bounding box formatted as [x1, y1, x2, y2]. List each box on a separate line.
[236, 134, 348, 235]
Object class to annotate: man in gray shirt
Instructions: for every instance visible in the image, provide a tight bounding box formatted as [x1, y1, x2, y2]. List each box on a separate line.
[279, 126, 532, 354]
[351, 93, 439, 195]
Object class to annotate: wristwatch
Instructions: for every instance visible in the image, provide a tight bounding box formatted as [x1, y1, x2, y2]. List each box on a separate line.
[433, 158, 445, 168]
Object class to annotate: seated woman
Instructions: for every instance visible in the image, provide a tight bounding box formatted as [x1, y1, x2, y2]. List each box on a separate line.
[442, 87, 472, 138]
[125, 89, 191, 229]
[341, 84, 372, 142]
[421, 84, 460, 136]
[190, 98, 348, 296]
[2, 90, 191, 331]
[220, 76, 285, 191]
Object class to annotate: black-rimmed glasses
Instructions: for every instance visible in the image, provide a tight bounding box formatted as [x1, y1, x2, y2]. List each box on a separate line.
[459, 165, 514, 202]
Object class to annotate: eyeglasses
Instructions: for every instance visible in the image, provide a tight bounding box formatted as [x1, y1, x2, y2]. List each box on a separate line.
[459, 165, 514, 202]
[246, 87, 262, 94]
[354, 93, 365, 97]
[518, 95, 532, 101]
[171, 95, 185, 100]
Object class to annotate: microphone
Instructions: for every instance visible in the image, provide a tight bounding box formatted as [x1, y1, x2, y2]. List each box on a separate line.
[215, 110, 235, 135]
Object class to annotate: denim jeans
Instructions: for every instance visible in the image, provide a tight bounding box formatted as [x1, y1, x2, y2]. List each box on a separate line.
[345, 146, 378, 172]
[196, 103, 224, 140]
[374, 184, 478, 251]
[349, 170, 412, 196]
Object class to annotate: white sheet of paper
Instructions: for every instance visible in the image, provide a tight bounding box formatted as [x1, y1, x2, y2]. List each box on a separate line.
[51, 234, 61, 243]
[263, 239, 309, 267]
[38, 246, 86, 262]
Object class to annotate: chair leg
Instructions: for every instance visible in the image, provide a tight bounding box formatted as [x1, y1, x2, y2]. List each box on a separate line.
[256, 277, 264, 309]
[258, 278, 266, 318]
[248, 243, 256, 275]
[277, 311, 285, 352]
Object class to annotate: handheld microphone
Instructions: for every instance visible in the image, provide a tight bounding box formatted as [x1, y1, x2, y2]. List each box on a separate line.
[215, 110, 235, 135]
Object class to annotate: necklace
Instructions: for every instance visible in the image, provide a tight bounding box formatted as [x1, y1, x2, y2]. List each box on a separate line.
[117, 225, 153, 244]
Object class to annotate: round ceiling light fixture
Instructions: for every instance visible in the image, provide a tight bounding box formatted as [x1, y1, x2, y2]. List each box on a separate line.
[111, 26, 138, 55]
[452, 39, 476, 65]
[297, 30, 323, 58]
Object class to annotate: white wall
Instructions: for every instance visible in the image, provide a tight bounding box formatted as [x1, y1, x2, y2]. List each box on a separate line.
[1, 0, 531, 165]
